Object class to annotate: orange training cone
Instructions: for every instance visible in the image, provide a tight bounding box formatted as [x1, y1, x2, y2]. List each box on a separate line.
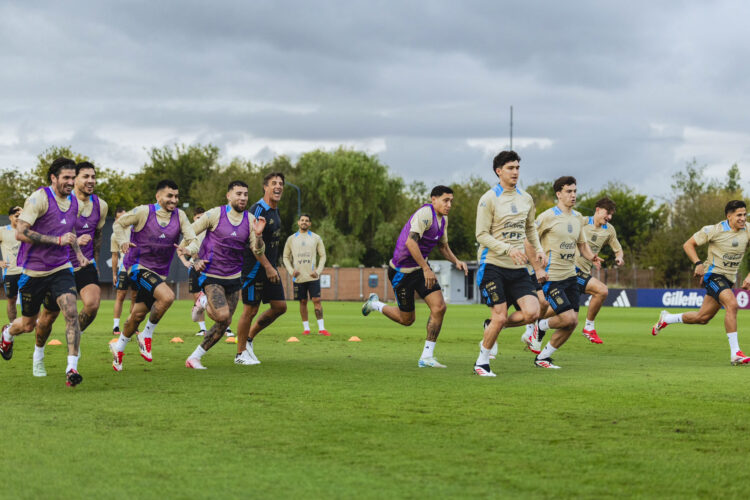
[108, 338, 118, 344]
[47, 339, 62, 346]
[225, 336, 237, 343]
[170, 337, 184, 343]
[287, 337, 300, 342]
[348, 336, 361, 342]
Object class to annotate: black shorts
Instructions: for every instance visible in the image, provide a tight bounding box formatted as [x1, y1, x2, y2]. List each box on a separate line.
[188, 267, 201, 294]
[543, 277, 580, 315]
[3, 273, 20, 298]
[703, 273, 733, 303]
[241, 264, 285, 305]
[575, 268, 593, 294]
[199, 274, 242, 295]
[388, 267, 441, 313]
[293, 279, 321, 301]
[130, 268, 166, 309]
[477, 264, 536, 308]
[116, 269, 137, 291]
[18, 268, 77, 317]
[74, 263, 99, 293]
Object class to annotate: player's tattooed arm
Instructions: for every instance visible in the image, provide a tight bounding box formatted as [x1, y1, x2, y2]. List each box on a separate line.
[15, 220, 62, 245]
[408, 231, 420, 242]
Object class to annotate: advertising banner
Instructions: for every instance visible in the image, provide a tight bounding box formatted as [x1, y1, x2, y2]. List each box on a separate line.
[580, 289, 637, 308]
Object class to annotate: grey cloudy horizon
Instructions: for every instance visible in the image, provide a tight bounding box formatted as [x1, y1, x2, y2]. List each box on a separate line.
[1, 0, 749, 198]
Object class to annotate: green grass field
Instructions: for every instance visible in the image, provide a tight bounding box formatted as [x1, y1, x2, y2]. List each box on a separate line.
[1, 300, 749, 499]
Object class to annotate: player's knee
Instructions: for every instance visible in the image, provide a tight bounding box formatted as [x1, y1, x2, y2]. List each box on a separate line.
[299, 299, 308, 307]
[401, 314, 416, 326]
[433, 302, 447, 317]
[21, 318, 36, 333]
[598, 287, 609, 300]
[272, 302, 287, 316]
[213, 309, 231, 324]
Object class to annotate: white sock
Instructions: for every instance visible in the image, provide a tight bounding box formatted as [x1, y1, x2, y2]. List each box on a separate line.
[664, 313, 683, 324]
[727, 332, 740, 354]
[476, 346, 491, 365]
[538, 319, 550, 332]
[199, 295, 207, 308]
[198, 321, 207, 331]
[143, 320, 157, 338]
[66, 355, 79, 372]
[538, 343, 557, 359]
[303, 321, 310, 331]
[191, 345, 207, 360]
[374, 301, 385, 313]
[113, 318, 120, 328]
[246, 339, 254, 352]
[115, 334, 131, 352]
[585, 319, 595, 330]
[33, 345, 45, 362]
[421, 340, 436, 359]
[2, 326, 12, 343]
[524, 323, 535, 337]
[317, 319, 325, 331]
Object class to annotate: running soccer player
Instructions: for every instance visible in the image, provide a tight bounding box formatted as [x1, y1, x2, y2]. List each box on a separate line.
[652, 200, 750, 365]
[111, 207, 136, 335]
[362, 185, 468, 368]
[70, 162, 108, 331]
[575, 196, 624, 344]
[531, 176, 600, 369]
[0, 206, 22, 323]
[283, 213, 329, 336]
[471, 151, 545, 377]
[109, 179, 198, 371]
[0, 157, 89, 386]
[185, 181, 266, 369]
[236, 172, 287, 364]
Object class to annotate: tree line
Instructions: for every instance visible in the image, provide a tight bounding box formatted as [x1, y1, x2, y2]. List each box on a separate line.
[1, 145, 746, 286]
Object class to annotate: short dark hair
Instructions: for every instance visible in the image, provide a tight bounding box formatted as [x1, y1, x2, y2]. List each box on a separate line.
[725, 200, 747, 216]
[492, 151, 521, 175]
[115, 207, 126, 215]
[263, 172, 285, 186]
[47, 157, 77, 182]
[553, 176, 577, 193]
[299, 213, 311, 220]
[430, 185, 453, 198]
[156, 179, 179, 192]
[8, 206, 21, 216]
[594, 197, 617, 213]
[195, 206, 206, 215]
[75, 161, 96, 175]
[227, 180, 248, 192]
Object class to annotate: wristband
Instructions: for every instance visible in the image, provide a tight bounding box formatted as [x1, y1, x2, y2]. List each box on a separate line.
[693, 261, 703, 268]
[58, 236, 62, 246]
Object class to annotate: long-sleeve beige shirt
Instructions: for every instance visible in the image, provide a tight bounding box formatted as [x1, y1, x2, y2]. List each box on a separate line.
[283, 231, 326, 283]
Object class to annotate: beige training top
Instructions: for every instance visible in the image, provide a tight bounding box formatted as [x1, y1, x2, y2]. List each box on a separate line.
[190, 206, 265, 279]
[283, 230, 327, 283]
[476, 184, 542, 269]
[535, 206, 586, 281]
[113, 204, 199, 278]
[0, 224, 21, 276]
[575, 216, 623, 274]
[19, 188, 83, 277]
[693, 220, 749, 282]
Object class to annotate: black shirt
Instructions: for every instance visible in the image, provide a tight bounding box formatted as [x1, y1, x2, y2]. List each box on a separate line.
[244, 198, 282, 271]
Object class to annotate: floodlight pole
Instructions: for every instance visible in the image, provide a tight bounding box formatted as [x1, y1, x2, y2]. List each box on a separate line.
[286, 181, 302, 219]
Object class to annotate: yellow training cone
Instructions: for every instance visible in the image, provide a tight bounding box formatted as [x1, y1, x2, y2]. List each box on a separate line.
[348, 336, 361, 342]
[108, 338, 118, 344]
[170, 337, 184, 343]
[287, 336, 300, 342]
[225, 336, 237, 343]
[47, 339, 62, 346]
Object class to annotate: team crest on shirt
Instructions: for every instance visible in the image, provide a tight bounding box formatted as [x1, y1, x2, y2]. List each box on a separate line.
[592, 234, 598, 242]
[567, 223, 573, 233]
[268, 219, 274, 225]
[732, 238, 739, 247]
[511, 204, 517, 214]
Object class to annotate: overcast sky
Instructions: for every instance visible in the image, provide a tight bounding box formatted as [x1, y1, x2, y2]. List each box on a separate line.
[1, 0, 749, 198]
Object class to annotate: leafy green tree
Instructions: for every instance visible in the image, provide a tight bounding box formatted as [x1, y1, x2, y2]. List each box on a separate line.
[523, 181, 555, 215]
[0, 170, 29, 213]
